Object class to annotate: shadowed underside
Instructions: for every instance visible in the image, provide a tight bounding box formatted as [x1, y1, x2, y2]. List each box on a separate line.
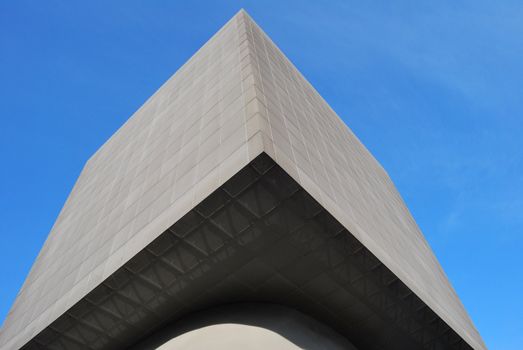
[21, 155, 473, 350]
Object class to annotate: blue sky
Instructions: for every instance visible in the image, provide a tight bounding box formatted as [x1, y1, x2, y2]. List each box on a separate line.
[0, 1, 521, 349]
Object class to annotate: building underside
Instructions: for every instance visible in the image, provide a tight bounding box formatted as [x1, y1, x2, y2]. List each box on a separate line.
[22, 154, 472, 350]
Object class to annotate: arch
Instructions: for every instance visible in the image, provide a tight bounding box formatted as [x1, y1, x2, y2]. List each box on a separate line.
[130, 303, 358, 350]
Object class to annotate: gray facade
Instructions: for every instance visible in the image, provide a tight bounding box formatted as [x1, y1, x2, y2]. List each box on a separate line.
[0, 10, 485, 350]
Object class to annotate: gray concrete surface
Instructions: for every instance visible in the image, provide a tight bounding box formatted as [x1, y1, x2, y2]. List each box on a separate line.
[0, 9, 485, 350]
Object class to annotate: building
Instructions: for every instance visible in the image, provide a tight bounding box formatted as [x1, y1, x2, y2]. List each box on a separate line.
[0, 9, 486, 350]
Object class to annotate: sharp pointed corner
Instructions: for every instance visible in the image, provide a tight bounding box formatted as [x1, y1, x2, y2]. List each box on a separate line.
[235, 8, 254, 21]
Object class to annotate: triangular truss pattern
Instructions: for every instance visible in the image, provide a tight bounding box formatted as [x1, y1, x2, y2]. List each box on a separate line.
[0, 10, 485, 350]
[21, 154, 475, 350]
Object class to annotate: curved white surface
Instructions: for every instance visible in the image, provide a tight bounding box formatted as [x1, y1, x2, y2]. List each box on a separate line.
[156, 324, 300, 350]
[131, 303, 357, 350]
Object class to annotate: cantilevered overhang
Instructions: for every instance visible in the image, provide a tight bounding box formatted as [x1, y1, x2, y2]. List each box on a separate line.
[2, 9, 484, 350]
[22, 154, 473, 350]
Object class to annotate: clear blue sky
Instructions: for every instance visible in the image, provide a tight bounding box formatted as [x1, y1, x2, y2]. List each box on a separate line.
[1, 1, 521, 349]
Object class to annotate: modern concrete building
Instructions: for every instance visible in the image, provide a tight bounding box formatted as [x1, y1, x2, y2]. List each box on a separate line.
[0, 9, 486, 350]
